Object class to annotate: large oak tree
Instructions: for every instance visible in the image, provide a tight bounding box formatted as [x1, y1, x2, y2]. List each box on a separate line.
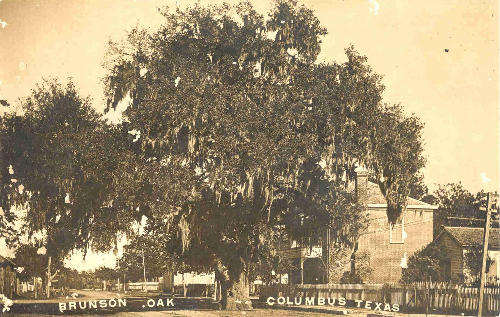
[0, 0, 425, 308]
[102, 0, 425, 309]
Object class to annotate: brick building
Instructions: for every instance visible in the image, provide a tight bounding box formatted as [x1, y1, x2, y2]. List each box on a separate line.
[279, 169, 438, 284]
[355, 170, 438, 283]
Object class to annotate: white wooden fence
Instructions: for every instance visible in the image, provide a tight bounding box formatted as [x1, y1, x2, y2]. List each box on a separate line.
[259, 282, 500, 314]
[126, 281, 160, 291]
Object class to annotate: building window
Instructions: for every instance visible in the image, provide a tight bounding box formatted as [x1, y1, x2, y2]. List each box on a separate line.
[390, 217, 405, 244]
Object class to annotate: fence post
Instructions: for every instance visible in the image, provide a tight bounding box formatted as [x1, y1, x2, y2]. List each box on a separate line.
[425, 277, 428, 317]
[402, 284, 406, 311]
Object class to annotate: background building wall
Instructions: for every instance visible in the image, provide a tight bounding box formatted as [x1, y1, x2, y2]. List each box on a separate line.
[357, 207, 434, 283]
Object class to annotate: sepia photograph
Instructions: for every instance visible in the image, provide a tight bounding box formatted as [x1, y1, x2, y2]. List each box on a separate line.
[0, 0, 498, 316]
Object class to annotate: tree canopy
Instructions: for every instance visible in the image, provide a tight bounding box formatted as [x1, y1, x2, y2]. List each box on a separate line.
[0, 80, 129, 256]
[13, 243, 63, 282]
[0, 0, 426, 309]
[118, 231, 177, 282]
[401, 242, 448, 284]
[0, 79, 137, 297]
[101, 0, 425, 308]
[432, 183, 486, 219]
[430, 183, 498, 232]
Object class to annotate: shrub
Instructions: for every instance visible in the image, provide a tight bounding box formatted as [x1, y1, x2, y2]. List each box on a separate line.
[401, 243, 448, 284]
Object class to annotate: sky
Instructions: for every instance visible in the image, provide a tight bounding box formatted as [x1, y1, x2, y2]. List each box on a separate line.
[0, 0, 498, 270]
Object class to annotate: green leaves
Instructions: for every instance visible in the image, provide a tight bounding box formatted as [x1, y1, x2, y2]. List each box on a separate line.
[99, 1, 426, 285]
[13, 243, 64, 281]
[1, 79, 130, 257]
[401, 243, 447, 283]
[0, 1, 427, 294]
[369, 104, 426, 223]
[267, 0, 327, 64]
[433, 183, 483, 219]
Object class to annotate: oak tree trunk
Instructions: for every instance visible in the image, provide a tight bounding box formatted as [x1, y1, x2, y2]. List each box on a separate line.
[46, 256, 51, 299]
[33, 276, 37, 299]
[220, 270, 252, 310]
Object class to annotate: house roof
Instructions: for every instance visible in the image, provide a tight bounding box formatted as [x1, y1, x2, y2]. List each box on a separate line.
[366, 181, 438, 210]
[0, 255, 16, 267]
[437, 226, 500, 249]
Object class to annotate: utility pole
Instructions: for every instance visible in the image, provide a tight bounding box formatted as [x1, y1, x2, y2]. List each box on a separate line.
[142, 248, 146, 292]
[32, 254, 37, 299]
[326, 228, 330, 284]
[182, 273, 187, 297]
[300, 258, 304, 285]
[478, 192, 492, 317]
[117, 258, 120, 293]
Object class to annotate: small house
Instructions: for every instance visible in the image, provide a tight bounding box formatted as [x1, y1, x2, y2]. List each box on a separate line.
[434, 226, 500, 283]
[0, 255, 18, 298]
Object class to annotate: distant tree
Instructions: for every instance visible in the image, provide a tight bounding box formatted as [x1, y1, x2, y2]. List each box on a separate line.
[0, 79, 130, 297]
[434, 183, 482, 219]
[93, 267, 119, 290]
[118, 231, 178, 283]
[54, 267, 84, 291]
[79, 271, 102, 290]
[432, 183, 498, 232]
[102, 1, 425, 309]
[420, 193, 438, 205]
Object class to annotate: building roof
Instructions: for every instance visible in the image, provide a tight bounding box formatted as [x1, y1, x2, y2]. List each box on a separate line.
[437, 226, 500, 249]
[366, 181, 438, 210]
[0, 255, 16, 267]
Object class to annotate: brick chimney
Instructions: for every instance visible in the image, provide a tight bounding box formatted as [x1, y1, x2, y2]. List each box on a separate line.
[355, 166, 368, 207]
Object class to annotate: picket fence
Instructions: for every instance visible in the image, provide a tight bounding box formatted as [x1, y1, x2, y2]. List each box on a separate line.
[126, 281, 160, 291]
[259, 282, 500, 314]
[123, 281, 213, 297]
